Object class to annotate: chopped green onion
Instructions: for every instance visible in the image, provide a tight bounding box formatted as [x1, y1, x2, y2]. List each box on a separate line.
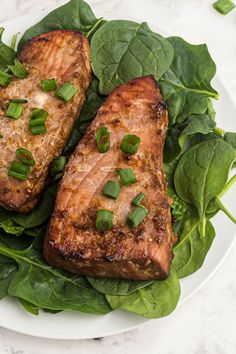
[30, 126, 47, 135]
[8, 161, 30, 180]
[117, 167, 137, 186]
[29, 108, 48, 135]
[120, 134, 141, 155]
[56, 82, 78, 102]
[10, 98, 28, 103]
[40, 78, 57, 92]
[50, 156, 66, 176]
[8, 58, 29, 79]
[0, 70, 12, 87]
[213, 0, 235, 14]
[31, 108, 48, 120]
[96, 210, 114, 232]
[0, 133, 3, 139]
[103, 180, 121, 199]
[127, 206, 148, 229]
[132, 192, 145, 206]
[29, 117, 46, 127]
[6, 102, 23, 119]
[96, 127, 110, 153]
[16, 148, 35, 166]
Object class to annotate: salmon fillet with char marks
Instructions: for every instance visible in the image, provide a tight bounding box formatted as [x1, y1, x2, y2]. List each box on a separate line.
[44, 76, 175, 281]
[0, 30, 91, 212]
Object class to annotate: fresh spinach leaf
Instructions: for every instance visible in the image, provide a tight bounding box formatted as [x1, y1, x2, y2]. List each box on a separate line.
[0, 255, 17, 300]
[174, 139, 236, 236]
[160, 37, 218, 125]
[18, 0, 102, 50]
[173, 218, 215, 278]
[12, 189, 55, 228]
[0, 244, 110, 315]
[0, 220, 24, 236]
[224, 132, 236, 150]
[106, 270, 180, 319]
[19, 298, 39, 316]
[179, 114, 216, 148]
[87, 277, 153, 296]
[167, 186, 188, 221]
[91, 20, 174, 95]
[0, 28, 16, 71]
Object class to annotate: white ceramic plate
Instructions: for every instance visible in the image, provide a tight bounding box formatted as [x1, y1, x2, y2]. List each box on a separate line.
[0, 10, 235, 340]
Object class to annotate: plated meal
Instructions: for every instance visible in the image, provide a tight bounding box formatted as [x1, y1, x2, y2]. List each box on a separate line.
[0, 0, 235, 320]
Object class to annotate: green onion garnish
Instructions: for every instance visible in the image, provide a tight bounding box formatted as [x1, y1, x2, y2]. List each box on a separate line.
[103, 180, 121, 199]
[96, 127, 110, 153]
[127, 206, 148, 229]
[50, 156, 66, 176]
[30, 126, 47, 135]
[0, 70, 12, 87]
[29, 108, 48, 135]
[8, 161, 30, 181]
[120, 134, 141, 155]
[40, 78, 57, 92]
[6, 102, 23, 119]
[96, 210, 114, 232]
[132, 193, 145, 206]
[8, 58, 29, 79]
[116, 167, 137, 186]
[56, 82, 78, 102]
[213, 0, 235, 14]
[10, 99, 28, 103]
[0, 133, 3, 139]
[16, 148, 35, 166]
[31, 108, 49, 120]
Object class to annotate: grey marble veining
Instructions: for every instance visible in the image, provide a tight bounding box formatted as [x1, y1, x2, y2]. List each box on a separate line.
[0, 1, 236, 353]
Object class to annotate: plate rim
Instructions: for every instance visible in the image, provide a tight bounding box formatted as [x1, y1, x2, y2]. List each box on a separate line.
[0, 9, 235, 340]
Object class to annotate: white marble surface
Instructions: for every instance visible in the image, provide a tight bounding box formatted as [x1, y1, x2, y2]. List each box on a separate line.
[0, 0, 236, 353]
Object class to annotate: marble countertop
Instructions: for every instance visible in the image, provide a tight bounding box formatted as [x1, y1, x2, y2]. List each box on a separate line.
[0, 0, 236, 353]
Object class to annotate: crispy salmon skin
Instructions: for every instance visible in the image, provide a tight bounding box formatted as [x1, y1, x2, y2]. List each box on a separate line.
[44, 76, 175, 281]
[0, 30, 91, 212]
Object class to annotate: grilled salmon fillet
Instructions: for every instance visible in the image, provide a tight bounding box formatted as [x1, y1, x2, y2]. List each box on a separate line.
[0, 30, 91, 212]
[44, 76, 175, 280]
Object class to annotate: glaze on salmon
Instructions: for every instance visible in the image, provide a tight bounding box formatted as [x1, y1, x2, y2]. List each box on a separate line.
[44, 76, 175, 280]
[0, 30, 91, 212]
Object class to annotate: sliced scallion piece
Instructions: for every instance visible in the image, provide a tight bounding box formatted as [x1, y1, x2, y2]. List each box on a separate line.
[50, 156, 66, 176]
[103, 180, 120, 199]
[10, 98, 28, 103]
[96, 127, 110, 153]
[127, 205, 148, 229]
[31, 108, 48, 120]
[6, 102, 23, 119]
[16, 148, 35, 166]
[116, 167, 137, 186]
[56, 82, 78, 102]
[96, 209, 114, 232]
[0, 70, 12, 87]
[213, 0, 235, 14]
[8, 161, 30, 180]
[30, 125, 47, 135]
[8, 58, 29, 79]
[40, 78, 57, 92]
[132, 192, 145, 206]
[120, 134, 141, 155]
[29, 108, 48, 135]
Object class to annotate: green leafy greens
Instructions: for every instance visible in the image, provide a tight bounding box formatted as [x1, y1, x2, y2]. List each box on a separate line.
[0, 0, 235, 320]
